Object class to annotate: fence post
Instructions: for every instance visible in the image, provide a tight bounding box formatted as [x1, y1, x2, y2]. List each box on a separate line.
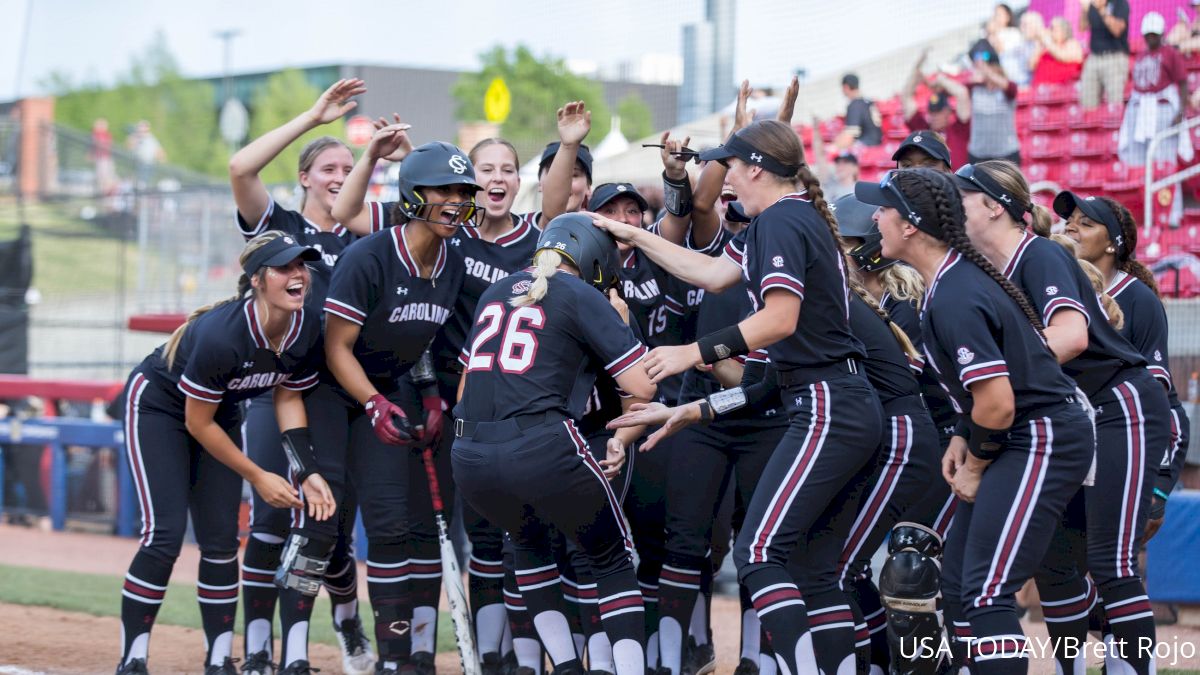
[50, 441, 66, 531]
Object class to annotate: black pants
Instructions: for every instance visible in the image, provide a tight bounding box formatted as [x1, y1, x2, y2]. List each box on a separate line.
[733, 373, 883, 675]
[941, 400, 1092, 674]
[454, 417, 645, 672]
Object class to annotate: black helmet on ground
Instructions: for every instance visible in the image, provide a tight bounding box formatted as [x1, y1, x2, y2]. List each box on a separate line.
[534, 213, 621, 292]
[397, 141, 483, 227]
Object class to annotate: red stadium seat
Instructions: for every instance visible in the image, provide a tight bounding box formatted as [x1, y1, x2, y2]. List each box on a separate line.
[1065, 160, 1104, 190]
[1025, 161, 1061, 185]
[884, 114, 910, 139]
[1029, 105, 1066, 131]
[1032, 82, 1077, 105]
[819, 118, 844, 142]
[859, 144, 895, 169]
[1028, 133, 1066, 160]
[1069, 130, 1117, 157]
[1103, 160, 1143, 192]
[1099, 102, 1124, 129]
[876, 97, 902, 116]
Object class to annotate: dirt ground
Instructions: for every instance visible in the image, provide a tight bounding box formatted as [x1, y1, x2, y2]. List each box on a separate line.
[1, 525, 1198, 674]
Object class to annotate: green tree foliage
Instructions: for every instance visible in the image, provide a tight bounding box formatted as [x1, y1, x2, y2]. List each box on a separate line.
[46, 32, 226, 177]
[453, 45, 612, 164]
[616, 94, 654, 142]
[247, 69, 347, 186]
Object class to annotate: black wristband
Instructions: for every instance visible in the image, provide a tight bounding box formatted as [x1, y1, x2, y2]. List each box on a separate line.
[281, 427, 320, 483]
[409, 349, 437, 387]
[965, 418, 1008, 461]
[697, 400, 713, 425]
[662, 171, 694, 218]
[697, 325, 749, 364]
[953, 417, 969, 439]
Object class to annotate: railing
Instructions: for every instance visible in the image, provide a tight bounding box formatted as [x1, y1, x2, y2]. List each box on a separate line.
[1144, 116, 1200, 239]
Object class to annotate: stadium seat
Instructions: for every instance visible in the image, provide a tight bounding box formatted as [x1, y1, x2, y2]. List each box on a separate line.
[884, 114, 910, 140]
[1028, 133, 1066, 160]
[1030, 104, 1067, 131]
[1103, 160, 1143, 192]
[819, 118, 844, 142]
[1100, 101, 1124, 129]
[1025, 161, 1061, 185]
[1065, 160, 1104, 190]
[859, 144, 895, 169]
[1070, 130, 1117, 157]
[1031, 82, 1077, 105]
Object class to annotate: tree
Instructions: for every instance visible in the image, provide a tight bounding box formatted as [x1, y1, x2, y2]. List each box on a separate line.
[248, 69, 347, 185]
[453, 45, 612, 164]
[46, 32, 227, 177]
[616, 94, 654, 142]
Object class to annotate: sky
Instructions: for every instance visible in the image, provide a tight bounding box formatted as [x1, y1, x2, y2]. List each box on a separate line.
[0, 0, 1010, 99]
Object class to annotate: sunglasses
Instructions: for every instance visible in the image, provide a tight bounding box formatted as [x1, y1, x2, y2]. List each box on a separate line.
[879, 170, 924, 227]
[642, 144, 701, 163]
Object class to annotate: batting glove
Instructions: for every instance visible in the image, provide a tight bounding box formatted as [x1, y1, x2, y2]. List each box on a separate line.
[365, 394, 416, 446]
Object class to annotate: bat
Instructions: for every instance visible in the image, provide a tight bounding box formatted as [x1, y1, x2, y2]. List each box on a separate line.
[420, 444, 480, 675]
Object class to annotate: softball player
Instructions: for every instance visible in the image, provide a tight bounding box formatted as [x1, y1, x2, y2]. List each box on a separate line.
[453, 213, 654, 675]
[954, 163, 1170, 675]
[115, 233, 335, 675]
[596, 119, 885, 675]
[1060, 194, 1190, 543]
[318, 141, 474, 675]
[856, 167, 1093, 674]
[228, 78, 376, 675]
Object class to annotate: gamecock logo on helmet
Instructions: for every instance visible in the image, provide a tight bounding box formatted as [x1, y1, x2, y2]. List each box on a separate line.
[449, 155, 468, 174]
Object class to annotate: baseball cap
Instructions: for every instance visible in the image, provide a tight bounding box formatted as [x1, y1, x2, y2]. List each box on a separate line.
[698, 130, 800, 177]
[242, 234, 321, 276]
[1142, 11, 1166, 36]
[1053, 191, 1125, 256]
[927, 90, 950, 113]
[834, 151, 859, 165]
[539, 142, 594, 182]
[892, 131, 952, 168]
[588, 182, 650, 213]
[952, 163, 1030, 222]
[855, 171, 942, 238]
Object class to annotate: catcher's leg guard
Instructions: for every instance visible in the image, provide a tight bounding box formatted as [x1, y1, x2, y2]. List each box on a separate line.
[274, 533, 335, 596]
[879, 523, 943, 675]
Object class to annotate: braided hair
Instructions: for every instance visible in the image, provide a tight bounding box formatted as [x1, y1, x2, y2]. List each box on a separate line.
[1098, 197, 1160, 297]
[894, 168, 1048, 341]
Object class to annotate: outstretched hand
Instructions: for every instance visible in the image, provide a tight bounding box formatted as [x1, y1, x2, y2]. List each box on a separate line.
[732, 80, 753, 134]
[588, 211, 643, 247]
[777, 75, 799, 124]
[368, 119, 414, 163]
[659, 130, 693, 179]
[557, 101, 592, 146]
[308, 78, 366, 126]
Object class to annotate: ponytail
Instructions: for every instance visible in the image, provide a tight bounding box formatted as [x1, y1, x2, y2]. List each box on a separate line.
[877, 264, 925, 308]
[1029, 204, 1053, 237]
[163, 231, 285, 369]
[511, 250, 563, 307]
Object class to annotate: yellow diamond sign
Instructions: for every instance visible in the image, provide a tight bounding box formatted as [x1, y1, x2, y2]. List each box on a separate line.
[484, 77, 512, 124]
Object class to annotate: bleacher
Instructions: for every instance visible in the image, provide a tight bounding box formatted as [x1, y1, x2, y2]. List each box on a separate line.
[798, 46, 1200, 296]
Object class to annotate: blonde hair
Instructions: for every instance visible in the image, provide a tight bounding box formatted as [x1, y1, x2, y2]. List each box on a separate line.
[163, 231, 286, 368]
[1048, 233, 1124, 330]
[847, 257, 922, 364]
[470, 137, 520, 166]
[511, 249, 564, 307]
[878, 264, 926, 309]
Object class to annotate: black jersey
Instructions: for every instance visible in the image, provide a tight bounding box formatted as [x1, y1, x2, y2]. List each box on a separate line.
[922, 251, 1077, 420]
[142, 298, 321, 418]
[455, 270, 647, 423]
[849, 293, 921, 407]
[577, 320, 649, 437]
[1004, 231, 1146, 397]
[724, 193, 865, 371]
[1107, 272, 1181, 406]
[436, 215, 540, 361]
[884, 293, 957, 434]
[323, 224, 463, 392]
[237, 197, 355, 303]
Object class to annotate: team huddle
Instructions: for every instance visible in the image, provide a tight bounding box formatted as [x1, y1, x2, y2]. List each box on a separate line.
[112, 76, 1186, 675]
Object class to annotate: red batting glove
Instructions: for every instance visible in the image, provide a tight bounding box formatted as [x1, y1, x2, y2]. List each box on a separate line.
[365, 394, 415, 446]
[420, 394, 448, 448]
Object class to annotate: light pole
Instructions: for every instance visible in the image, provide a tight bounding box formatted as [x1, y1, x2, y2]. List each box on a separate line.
[213, 29, 241, 106]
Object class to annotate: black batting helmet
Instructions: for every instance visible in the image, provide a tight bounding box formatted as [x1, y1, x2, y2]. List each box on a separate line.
[397, 142, 483, 226]
[834, 194, 896, 272]
[535, 213, 621, 292]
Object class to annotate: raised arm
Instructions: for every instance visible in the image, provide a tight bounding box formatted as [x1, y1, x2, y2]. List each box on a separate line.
[542, 101, 591, 224]
[655, 131, 697, 246]
[935, 73, 972, 123]
[229, 78, 365, 225]
[331, 120, 413, 235]
[902, 49, 930, 119]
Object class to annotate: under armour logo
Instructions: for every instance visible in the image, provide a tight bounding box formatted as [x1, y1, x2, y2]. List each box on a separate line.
[450, 238, 461, 246]
[397, 286, 409, 295]
[999, 194, 1012, 204]
[750, 153, 763, 162]
[243, 361, 255, 369]
[449, 155, 468, 174]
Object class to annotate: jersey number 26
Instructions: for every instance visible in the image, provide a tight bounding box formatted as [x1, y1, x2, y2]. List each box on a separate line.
[466, 302, 546, 374]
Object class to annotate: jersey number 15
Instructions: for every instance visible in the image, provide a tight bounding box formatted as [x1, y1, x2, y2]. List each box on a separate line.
[466, 302, 546, 374]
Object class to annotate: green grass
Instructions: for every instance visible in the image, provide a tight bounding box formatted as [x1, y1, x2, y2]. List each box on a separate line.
[0, 562, 456, 653]
[0, 197, 139, 297]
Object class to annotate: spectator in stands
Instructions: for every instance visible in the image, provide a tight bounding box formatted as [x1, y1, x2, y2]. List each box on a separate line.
[1031, 17, 1085, 85]
[1000, 9, 1043, 86]
[1167, 2, 1200, 54]
[893, 130, 953, 171]
[1079, 0, 1131, 108]
[1119, 12, 1190, 165]
[836, 73, 882, 148]
[967, 39, 1021, 164]
[817, 151, 859, 201]
[903, 49, 972, 167]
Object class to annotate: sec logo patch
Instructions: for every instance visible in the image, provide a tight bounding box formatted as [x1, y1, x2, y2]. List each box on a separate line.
[956, 346, 975, 365]
[772, 256, 784, 268]
[1045, 285, 1058, 296]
